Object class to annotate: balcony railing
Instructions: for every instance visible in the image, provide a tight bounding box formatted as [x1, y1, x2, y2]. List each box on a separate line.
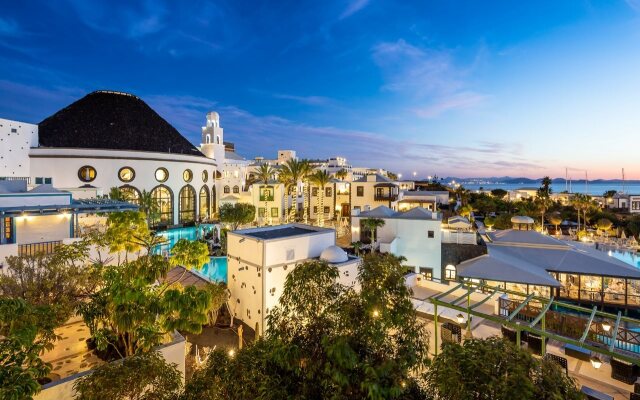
[0, 176, 30, 184]
[18, 240, 62, 257]
[374, 194, 397, 201]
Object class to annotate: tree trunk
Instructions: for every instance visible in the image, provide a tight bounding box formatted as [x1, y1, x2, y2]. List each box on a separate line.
[318, 188, 324, 227]
[303, 181, 309, 224]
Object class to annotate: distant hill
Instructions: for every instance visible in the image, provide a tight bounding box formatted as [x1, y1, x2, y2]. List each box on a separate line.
[441, 177, 640, 185]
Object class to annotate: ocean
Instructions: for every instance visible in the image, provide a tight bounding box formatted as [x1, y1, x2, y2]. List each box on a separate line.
[460, 182, 640, 196]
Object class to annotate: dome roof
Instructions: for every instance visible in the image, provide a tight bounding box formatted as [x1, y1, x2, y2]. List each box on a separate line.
[207, 111, 220, 121]
[38, 91, 205, 156]
[320, 245, 349, 264]
[511, 215, 534, 224]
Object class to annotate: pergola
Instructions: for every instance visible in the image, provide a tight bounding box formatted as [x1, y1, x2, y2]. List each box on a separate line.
[430, 281, 640, 366]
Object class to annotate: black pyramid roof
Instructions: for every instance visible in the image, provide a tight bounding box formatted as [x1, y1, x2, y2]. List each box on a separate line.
[38, 91, 205, 157]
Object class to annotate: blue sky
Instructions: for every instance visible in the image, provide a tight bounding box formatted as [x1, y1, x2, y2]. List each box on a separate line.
[1, 1, 640, 179]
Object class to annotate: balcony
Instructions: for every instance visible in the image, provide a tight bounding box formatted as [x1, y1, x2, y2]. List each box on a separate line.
[374, 194, 397, 202]
[18, 240, 62, 257]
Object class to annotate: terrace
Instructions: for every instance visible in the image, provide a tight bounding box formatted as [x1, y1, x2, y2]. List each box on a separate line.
[411, 277, 640, 399]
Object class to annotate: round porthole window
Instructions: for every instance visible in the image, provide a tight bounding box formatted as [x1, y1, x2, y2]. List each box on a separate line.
[118, 167, 135, 182]
[183, 169, 193, 182]
[78, 166, 97, 182]
[155, 168, 169, 182]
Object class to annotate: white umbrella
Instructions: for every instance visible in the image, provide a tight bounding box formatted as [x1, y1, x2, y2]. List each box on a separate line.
[621, 231, 627, 240]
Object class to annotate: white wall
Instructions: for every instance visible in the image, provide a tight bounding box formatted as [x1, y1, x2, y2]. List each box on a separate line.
[34, 334, 186, 400]
[263, 231, 334, 266]
[29, 148, 217, 225]
[0, 118, 36, 178]
[15, 214, 72, 244]
[0, 192, 71, 208]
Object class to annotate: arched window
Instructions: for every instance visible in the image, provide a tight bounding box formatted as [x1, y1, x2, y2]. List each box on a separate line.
[445, 264, 457, 281]
[155, 168, 169, 183]
[119, 185, 141, 205]
[78, 166, 97, 182]
[216, 135, 220, 144]
[151, 185, 173, 226]
[202, 170, 208, 183]
[233, 185, 240, 194]
[206, 134, 211, 144]
[199, 186, 210, 220]
[118, 167, 135, 182]
[224, 186, 230, 194]
[179, 185, 196, 224]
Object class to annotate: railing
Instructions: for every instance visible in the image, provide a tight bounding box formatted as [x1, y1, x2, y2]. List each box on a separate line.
[18, 241, 62, 257]
[499, 297, 640, 354]
[374, 194, 397, 201]
[0, 176, 30, 184]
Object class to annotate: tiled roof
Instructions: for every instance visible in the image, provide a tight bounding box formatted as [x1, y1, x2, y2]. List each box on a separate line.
[38, 91, 205, 156]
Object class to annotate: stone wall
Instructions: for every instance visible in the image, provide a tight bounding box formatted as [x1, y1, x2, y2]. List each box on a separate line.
[441, 243, 487, 269]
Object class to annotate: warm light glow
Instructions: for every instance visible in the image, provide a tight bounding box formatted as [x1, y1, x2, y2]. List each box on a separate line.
[602, 321, 612, 332]
[228, 349, 236, 358]
[590, 355, 602, 369]
[456, 313, 465, 324]
[372, 309, 380, 318]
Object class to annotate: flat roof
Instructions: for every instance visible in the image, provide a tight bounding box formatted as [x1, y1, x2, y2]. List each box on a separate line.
[231, 224, 333, 241]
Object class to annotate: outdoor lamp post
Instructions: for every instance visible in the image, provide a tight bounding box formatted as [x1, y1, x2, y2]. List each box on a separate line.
[590, 355, 602, 370]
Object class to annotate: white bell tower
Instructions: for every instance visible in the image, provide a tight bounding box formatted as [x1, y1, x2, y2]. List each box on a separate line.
[201, 112, 225, 162]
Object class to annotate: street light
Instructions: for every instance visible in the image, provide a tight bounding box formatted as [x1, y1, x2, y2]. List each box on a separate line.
[590, 355, 602, 369]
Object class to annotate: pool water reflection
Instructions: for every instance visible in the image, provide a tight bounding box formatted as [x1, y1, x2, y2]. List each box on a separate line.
[607, 250, 640, 269]
[154, 225, 227, 283]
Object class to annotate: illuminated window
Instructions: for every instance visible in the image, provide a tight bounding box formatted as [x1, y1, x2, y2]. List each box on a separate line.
[445, 265, 457, 281]
[183, 169, 193, 183]
[151, 185, 173, 225]
[119, 185, 141, 205]
[155, 168, 169, 182]
[78, 166, 97, 182]
[271, 208, 278, 217]
[179, 185, 196, 223]
[118, 167, 135, 182]
[199, 186, 210, 218]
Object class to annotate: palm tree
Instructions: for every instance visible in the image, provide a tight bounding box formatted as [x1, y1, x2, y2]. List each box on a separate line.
[361, 218, 385, 253]
[139, 189, 159, 226]
[300, 160, 312, 224]
[458, 204, 475, 222]
[256, 163, 275, 225]
[548, 213, 563, 236]
[334, 168, 348, 181]
[278, 168, 293, 225]
[571, 193, 596, 231]
[109, 187, 125, 201]
[536, 176, 554, 232]
[310, 170, 331, 227]
[280, 159, 307, 222]
[596, 218, 613, 238]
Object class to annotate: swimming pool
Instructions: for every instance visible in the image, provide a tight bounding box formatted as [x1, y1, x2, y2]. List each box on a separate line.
[154, 225, 227, 283]
[606, 249, 640, 269]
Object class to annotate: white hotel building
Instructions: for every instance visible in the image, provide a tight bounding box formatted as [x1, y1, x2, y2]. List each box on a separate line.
[0, 90, 248, 227]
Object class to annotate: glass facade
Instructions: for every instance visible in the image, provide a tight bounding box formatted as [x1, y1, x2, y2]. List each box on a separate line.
[179, 185, 196, 224]
[151, 185, 173, 225]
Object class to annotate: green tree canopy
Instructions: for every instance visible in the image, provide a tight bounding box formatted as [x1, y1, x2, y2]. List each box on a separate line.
[73, 351, 182, 400]
[184, 254, 429, 400]
[0, 298, 57, 400]
[426, 337, 582, 400]
[491, 188, 508, 198]
[0, 240, 96, 326]
[219, 203, 256, 230]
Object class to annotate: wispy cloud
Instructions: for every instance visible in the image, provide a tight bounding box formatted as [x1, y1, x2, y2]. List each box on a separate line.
[414, 91, 487, 118]
[626, 0, 640, 12]
[339, 0, 370, 20]
[372, 39, 487, 116]
[0, 17, 20, 36]
[272, 93, 333, 106]
[63, 0, 222, 57]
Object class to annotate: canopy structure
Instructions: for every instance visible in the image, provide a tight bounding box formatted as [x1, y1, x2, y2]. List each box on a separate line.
[447, 216, 472, 230]
[428, 281, 640, 366]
